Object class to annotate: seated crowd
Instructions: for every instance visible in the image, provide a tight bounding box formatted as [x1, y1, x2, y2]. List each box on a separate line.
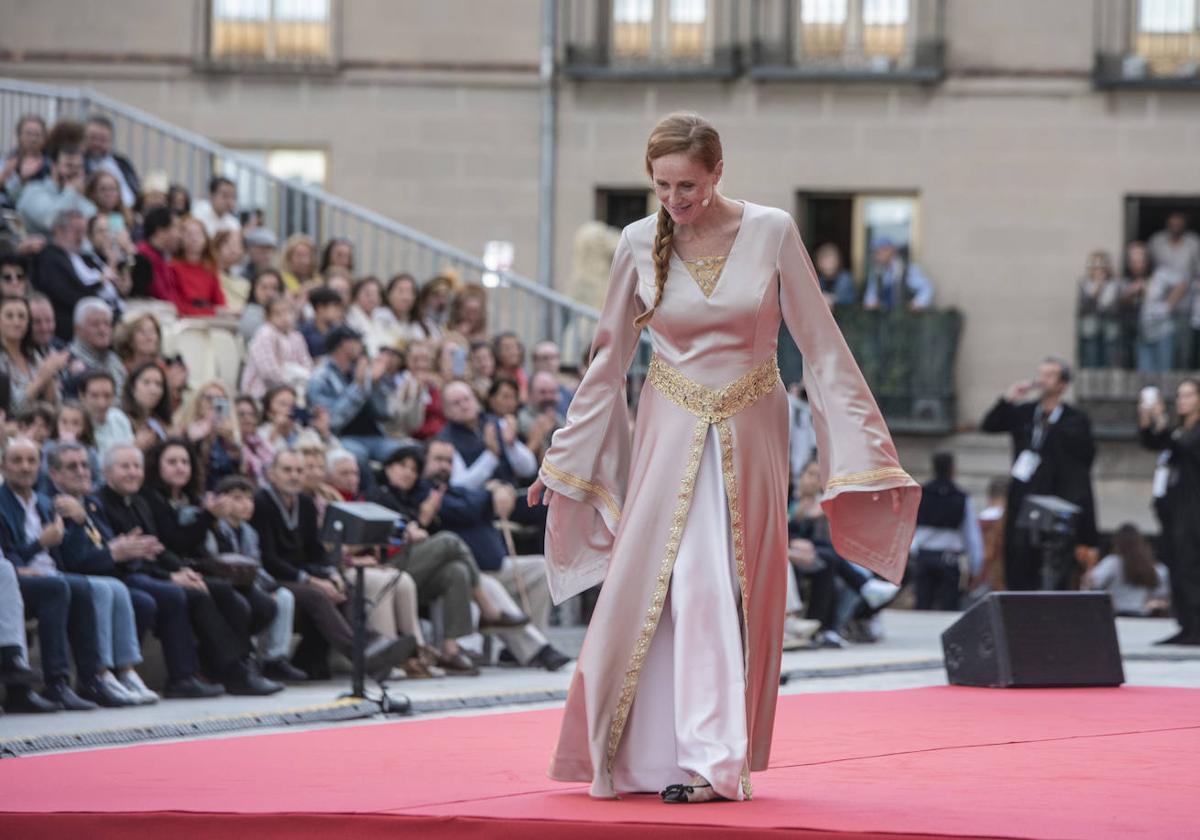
[0, 113, 576, 713]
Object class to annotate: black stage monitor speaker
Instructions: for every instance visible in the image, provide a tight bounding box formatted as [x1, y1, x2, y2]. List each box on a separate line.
[321, 501, 401, 546]
[941, 592, 1125, 688]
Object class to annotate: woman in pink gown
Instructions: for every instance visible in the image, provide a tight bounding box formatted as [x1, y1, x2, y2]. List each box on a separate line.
[527, 113, 920, 804]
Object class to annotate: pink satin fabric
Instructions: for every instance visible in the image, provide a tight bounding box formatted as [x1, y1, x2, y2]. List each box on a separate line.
[541, 201, 920, 799]
[611, 426, 749, 800]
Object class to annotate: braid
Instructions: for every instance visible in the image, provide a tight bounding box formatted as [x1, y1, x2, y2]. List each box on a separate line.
[635, 206, 674, 329]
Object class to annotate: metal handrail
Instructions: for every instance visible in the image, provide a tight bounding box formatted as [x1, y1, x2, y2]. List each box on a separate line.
[0, 76, 601, 361]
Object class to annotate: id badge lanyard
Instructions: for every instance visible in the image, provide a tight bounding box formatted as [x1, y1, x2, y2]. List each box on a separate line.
[1012, 403, 1062, 483]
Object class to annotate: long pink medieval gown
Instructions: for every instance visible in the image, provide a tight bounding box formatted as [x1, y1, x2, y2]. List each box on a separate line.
[539, 201, 920, 800]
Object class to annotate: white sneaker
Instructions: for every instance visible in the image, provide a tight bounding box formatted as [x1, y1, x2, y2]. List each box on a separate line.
[117, 669, 160, 705]
[861, 579, 900, 611]
[784, 615, 820, 639]
[100, 671, 140, 705]
[816, 629, 846, 648]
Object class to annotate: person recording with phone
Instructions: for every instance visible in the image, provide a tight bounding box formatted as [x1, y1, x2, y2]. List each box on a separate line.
[1138, 378, 1200, 645]
[178, 380, 243, 491]
[980, 357, 1098, 591]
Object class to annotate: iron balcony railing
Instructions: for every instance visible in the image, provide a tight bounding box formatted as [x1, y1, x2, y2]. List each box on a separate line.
[749, 0, 945, 82]
[560, 0, 945, 82]
[777, 308, 962, 435]
[1094, 0, 1200, 88]
[0, 77, 601, 364]
[561, 0, 743, 78]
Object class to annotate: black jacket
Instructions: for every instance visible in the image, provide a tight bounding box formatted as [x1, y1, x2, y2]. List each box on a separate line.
[85, 153, 140, 199]
[139, 487, 217, 565]
[97, 485, 184, 578]
[32, 244, 104, 342]
[981, 398, 1098, 545]
[250, 488, 332, 583]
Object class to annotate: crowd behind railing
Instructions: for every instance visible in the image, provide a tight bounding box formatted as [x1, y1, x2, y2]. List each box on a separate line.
[1076, 213, 1200, 372]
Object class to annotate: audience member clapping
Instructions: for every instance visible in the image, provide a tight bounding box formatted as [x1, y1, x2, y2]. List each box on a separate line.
[0, 295, 68, 410]
[240, 294, 312, 398]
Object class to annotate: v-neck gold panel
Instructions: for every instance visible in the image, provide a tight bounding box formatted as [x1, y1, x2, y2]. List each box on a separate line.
[682, 255, 727, 298]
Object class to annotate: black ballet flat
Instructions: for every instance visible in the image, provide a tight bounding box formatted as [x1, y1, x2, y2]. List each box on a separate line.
[661, 779, 719, 804]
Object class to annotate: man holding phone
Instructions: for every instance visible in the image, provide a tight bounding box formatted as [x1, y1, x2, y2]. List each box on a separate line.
[980, 357, 1098, 590]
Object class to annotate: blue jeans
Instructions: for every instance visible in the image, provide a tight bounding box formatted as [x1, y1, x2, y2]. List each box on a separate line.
[1138, 335, 1175, 372]
[258, 586, 295, 661]
[87, 576, 144, 670]
[123, 573, 198, 683]
[0, 560, 26, 652]
[18, 572, 101, 683]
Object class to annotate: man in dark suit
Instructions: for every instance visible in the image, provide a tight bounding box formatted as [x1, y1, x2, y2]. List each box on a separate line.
[251, 448, 412, 680]
[98, 442, 278, 697]
[0, 437, 124, 710]
[49, 441, 205, 700]
[981, 357, 1098, 591]
[31, 208, 114, 343]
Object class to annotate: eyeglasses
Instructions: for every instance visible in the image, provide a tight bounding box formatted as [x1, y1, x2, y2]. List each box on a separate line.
[59, 462, 90, 472]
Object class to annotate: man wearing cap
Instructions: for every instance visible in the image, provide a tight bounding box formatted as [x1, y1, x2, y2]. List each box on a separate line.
[862, 236, 934, 312]
[241, 227, 278, 282]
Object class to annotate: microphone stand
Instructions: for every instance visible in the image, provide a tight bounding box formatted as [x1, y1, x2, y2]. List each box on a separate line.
[329, 520, 411, 716]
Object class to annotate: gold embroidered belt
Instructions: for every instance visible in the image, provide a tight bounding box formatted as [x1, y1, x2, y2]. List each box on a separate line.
[646, 354, 780, 424]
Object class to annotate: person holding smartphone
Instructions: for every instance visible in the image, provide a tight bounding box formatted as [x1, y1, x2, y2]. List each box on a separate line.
[980, 357, 1098, 591]
[178, 380, 243, 492]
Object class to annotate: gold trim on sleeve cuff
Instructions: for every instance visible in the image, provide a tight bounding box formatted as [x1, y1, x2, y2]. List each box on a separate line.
[824, 466, 913, 490]
[541, 460, 622, 522]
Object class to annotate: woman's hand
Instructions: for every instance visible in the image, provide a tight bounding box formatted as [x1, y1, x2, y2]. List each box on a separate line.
[526, 475, 554, 507]
[188, 415, 214, 442]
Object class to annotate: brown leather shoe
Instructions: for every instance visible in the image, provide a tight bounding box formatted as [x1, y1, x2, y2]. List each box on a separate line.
[436, 650, 480, 676]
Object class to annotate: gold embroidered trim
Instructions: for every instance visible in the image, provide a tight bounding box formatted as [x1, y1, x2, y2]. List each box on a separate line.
[717, 419, 754, 801]
[682, 255, 727, 298]
[646, 355, 780, 424]
[604, 419, 709, 781]
[716, 420, 750, 668]
[824, 466, 912, 490]
[541, 460, 621, 522]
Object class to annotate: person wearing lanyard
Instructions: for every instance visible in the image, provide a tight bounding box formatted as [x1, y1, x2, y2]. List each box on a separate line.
[981, 357, 1098, 591]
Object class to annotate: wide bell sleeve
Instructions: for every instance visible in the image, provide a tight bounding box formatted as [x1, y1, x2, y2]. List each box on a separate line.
[777, 218, 921, 583]
[539, 230, 645, 604]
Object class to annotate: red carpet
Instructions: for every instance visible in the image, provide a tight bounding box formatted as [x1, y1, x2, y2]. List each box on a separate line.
[1, 685, 1197, 839]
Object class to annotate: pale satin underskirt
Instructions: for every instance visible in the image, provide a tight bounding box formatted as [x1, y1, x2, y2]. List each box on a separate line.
[610, 426, 749, 801]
